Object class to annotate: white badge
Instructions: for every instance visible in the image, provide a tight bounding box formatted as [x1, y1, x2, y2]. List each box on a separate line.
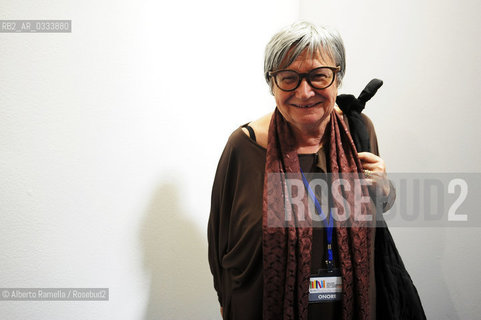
[309, 275, 342, 303]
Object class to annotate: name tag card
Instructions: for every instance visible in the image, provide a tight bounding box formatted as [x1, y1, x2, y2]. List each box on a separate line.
[309, 275, 342, 303]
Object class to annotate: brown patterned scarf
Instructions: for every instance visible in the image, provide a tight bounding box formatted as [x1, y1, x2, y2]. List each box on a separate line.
[262, 108, 372, 320]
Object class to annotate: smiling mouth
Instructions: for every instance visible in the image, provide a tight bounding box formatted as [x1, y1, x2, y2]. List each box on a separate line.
[292, 102, 321, 108]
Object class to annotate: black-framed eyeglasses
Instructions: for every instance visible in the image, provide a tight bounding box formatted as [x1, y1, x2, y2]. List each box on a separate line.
[267, 66, 340, 92]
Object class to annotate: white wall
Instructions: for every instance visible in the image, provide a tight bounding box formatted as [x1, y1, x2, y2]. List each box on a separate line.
[0, 0, 298, 319]
[300, 0, 481, 319]
[1, 0, 480, 319]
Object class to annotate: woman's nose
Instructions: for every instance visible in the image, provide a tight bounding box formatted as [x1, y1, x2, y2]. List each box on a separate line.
[295, 78, 315, 99]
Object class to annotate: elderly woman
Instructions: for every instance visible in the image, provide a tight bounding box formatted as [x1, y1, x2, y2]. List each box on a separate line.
[208, 21, 395, 320]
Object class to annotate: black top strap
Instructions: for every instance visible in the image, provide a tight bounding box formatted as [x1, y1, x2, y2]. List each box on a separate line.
[243, 124, 257, 142]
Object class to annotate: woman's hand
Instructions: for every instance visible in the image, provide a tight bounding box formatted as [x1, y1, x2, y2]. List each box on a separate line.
[357, 152, 390, 198]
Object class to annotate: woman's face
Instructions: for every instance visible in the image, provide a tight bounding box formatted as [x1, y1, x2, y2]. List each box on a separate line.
[272, 49, 339, 133]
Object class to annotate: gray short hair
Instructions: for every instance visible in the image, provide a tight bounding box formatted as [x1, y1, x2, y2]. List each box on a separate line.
[264, 21, 346, 94]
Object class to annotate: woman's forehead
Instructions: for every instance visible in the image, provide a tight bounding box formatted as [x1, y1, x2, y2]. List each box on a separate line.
[284, 48, 335, 69]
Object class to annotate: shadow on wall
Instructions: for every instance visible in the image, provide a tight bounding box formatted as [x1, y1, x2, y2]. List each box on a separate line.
[140, 182, 220, 320]
[417, 228, 460, 320]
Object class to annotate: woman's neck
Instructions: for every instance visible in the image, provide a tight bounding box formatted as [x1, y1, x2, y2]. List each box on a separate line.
[292, 115, 330, 154]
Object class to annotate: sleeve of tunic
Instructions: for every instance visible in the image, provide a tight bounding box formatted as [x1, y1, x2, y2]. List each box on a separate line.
[207, 138, 235, 307]
[207, 128, 265, 317]
[361, 114, 396, 212]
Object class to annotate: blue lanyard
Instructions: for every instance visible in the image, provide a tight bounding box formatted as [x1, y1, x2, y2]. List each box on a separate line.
[300, 169, 334, 271]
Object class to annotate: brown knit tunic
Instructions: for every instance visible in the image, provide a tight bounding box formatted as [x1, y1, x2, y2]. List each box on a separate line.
[208, 114, 390, 320]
